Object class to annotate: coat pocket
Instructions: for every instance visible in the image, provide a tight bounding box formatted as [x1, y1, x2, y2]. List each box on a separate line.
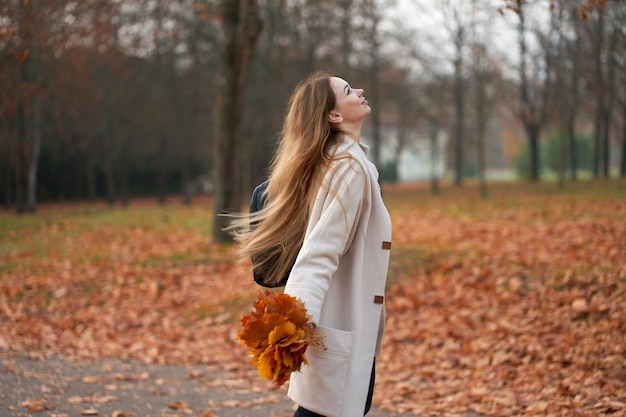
[312, 324, 352, 354]
[290, 326, 353, 416]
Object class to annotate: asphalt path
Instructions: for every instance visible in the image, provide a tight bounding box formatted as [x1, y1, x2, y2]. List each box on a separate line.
[0, 350, 419, 417]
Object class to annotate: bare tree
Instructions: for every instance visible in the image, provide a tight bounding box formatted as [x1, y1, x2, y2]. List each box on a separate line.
[552, 3, 571, 189]
[613, 2, 626, 177]
[213, 0, 262, 244]
[338, 0, 353, 74]
[425, 79, 448, 197]
[469, 0, 501, 199]
[6, 0, 50, 213]
[585, 5, 609, 177]
[513, 1, 553, 182]
[566, 4, 583, 181]
[440, 0, 472, 186]
[361, 0, 384, 169]
[584, 3, 621, 178]
[472, 42, 490, 199]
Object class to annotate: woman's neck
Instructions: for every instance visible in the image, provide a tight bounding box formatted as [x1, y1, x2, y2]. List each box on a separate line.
[341, 123, 362, 143]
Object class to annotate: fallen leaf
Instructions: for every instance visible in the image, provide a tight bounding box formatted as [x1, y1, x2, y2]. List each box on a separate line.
[571, 298, 588, 314]
[25, 400, 45, 412]
[167, 401, 188, 411]
[111, 411, 136, 417]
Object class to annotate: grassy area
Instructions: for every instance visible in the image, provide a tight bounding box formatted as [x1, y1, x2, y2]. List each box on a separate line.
[383, 177, 626, 220]
[1, 178, 623, 275]
[0, 203, 215, 273]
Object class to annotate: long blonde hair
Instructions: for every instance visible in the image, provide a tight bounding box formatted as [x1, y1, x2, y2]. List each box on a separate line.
[233, 72, 343, 286]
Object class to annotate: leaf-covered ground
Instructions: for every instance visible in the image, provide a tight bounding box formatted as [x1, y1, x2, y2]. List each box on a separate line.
[1, 180, 625, 417]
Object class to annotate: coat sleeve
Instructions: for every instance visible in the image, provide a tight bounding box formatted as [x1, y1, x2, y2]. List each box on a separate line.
[284, 158, 367, 325]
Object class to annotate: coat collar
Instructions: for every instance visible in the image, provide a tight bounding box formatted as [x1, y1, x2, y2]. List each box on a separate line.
[335, 134, 370, 157]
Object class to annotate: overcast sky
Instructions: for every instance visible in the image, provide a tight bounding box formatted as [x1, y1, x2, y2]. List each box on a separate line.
[381, 0, 551, 77]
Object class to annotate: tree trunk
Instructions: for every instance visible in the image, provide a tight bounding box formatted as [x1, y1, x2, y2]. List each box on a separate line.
[441, 2, 468, 188]
[557, 128, 567, 190]
[17, 0, 45, 213]
[104, 137, 116, 206]
[119, 153, 130, 207]
[182, 159, 192, 206]
[554, 5, 567, 191]
[476, 74, 488, 199]
[157, 133, 168, 205]
[517, 4, 549, 183]
[602, 109, 612, 178]
[528, 127, 540, 182]
[365, 0, 382, 170]
[621, 102, 626, 177]
[454, 50, 465, 187]
[213, 0, 262, 244]
[601, 31, 617, 178]
[619, 101, 626, 178]
[429, 122, 440, 197]
[393, 106, 410, 183]
[26, 130, 41, 212]
[86, 153, 97, 202]
[568, 5, 581, 181]
[27, 97, 42, 212]
[590, 6, 606, 178]
[4, 157, 13, 209]
[567, 119, 578, 181]
[369, 40, 382, 170]
[15, 104, 27, 214]
[593, 107, 602, 177]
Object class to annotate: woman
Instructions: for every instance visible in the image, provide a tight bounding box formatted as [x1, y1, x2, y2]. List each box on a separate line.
[235, 72, 392, 417]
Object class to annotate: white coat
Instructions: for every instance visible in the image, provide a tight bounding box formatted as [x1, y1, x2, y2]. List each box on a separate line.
[284, 135, 392, 417]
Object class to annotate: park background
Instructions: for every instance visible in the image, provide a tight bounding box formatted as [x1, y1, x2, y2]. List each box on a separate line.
[2, 1, 626, 223]
[1, 1, 625, 416]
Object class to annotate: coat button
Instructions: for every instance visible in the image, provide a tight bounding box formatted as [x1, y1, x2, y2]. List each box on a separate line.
[382, 241, 391, 250]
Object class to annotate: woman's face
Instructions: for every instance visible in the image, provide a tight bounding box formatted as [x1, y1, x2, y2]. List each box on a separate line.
[328, 77, 371, 126]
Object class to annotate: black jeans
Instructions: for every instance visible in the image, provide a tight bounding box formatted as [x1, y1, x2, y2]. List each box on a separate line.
[293, 359, 376, 417]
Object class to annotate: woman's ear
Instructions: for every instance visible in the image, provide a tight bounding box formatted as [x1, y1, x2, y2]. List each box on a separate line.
[328, 112, 343, 124]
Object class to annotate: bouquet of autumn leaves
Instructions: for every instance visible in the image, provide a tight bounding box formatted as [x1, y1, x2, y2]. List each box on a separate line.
[237, 291, 325, 387]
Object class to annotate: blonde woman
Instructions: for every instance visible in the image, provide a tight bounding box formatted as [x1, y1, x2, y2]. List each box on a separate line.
[235, 72, 392, 417]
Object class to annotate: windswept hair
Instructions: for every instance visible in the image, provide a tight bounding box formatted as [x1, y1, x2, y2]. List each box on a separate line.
[232, 72, 345, 286]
